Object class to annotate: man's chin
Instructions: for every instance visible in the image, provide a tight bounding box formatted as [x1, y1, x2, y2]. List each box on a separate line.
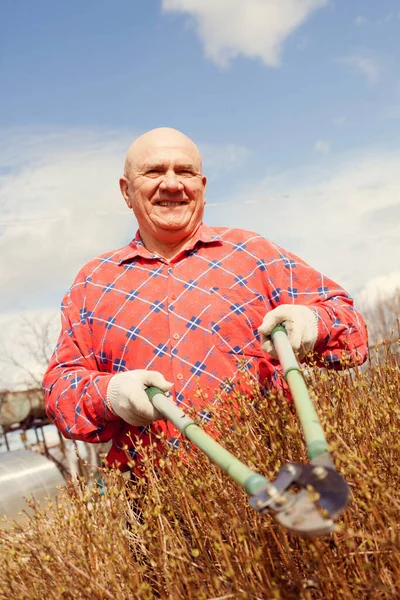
[153, 220, 192, 232]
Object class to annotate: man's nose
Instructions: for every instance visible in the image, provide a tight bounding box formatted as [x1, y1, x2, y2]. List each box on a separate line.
[159, 171, 183, 192]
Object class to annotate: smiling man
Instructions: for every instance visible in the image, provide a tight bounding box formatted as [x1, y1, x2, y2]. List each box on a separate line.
[43, 127, 368, 471]
[120, 128, 207, 259]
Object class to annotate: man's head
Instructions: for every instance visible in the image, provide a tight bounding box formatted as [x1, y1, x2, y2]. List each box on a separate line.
[120, 128, 207, 250]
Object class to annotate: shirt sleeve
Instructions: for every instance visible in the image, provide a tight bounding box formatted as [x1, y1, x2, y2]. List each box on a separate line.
[265, 242, 368, 368]
[42, 270, 122, 443]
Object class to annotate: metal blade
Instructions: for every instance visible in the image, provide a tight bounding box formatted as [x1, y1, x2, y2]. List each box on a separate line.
[249, 462, 350, 537]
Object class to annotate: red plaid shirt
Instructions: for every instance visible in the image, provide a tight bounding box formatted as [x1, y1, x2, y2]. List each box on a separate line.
[43, 224, 368, 470]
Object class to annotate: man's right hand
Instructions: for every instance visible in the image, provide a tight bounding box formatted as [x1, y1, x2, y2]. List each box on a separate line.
[106, 370, 172, 426]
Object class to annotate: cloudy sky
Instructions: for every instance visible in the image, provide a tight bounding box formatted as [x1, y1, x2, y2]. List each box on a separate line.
[1, 0, 400, 387]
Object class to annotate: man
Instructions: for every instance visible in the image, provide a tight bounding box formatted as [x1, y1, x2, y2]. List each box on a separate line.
[43, 127, 368, 471]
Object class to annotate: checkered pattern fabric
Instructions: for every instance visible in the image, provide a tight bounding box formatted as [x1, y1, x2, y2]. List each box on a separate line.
[43, 224, 368, 470]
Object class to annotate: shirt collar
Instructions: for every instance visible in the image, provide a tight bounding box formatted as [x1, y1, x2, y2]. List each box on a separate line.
[118, 223, 222, 265]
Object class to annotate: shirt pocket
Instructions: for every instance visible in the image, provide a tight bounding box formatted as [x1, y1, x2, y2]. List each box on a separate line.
[210, 288, 266, 357]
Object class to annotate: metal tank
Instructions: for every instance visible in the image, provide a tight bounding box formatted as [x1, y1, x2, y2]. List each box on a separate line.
[0, 449, 65, 528]
[0, 389, 46, 429]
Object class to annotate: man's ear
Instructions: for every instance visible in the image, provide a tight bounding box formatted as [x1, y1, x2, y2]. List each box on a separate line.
[119, 177, 131, 208]
[202, 176, 207, 205]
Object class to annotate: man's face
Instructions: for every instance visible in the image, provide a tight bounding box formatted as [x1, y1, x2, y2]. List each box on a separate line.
[121, 141, 206, 242]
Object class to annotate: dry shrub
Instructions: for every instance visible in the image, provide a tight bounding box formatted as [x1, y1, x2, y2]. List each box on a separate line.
[1, 345, 399, 600]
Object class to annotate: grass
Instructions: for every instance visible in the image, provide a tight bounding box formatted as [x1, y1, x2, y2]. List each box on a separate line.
[0, 341, 399, 599]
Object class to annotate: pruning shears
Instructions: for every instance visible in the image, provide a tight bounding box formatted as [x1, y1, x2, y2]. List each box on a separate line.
[146, 325, 350, 538]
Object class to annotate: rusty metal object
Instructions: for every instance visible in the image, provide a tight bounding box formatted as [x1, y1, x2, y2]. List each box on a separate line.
[0, 389, 46, 429]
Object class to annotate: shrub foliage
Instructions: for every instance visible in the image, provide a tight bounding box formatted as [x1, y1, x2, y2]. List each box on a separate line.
[1, 344, 399, 599]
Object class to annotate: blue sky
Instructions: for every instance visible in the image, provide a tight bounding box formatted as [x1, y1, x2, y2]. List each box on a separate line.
[3, 0, 400, 168]
[1, 0, 400, 387]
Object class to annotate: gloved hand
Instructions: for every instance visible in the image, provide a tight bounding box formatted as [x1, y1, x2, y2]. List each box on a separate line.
[106, 370, 172, 426]
[258, 304, 319, 360]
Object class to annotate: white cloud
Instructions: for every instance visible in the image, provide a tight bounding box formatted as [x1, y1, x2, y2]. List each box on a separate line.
[333, 116, 346, 125]
[314, 139, 330, 154]
[354, 15, 367, 26]
[341, 53, 381, 84]
[357, 271, 400, 307]
[207, 148, 400, 297]
[161, 0, 328, 67]
[0, 129, 133, 314]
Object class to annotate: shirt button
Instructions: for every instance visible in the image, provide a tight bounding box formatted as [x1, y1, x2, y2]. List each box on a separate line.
[171, 294, 177, 300]
[173, 333, 180, 340]
[176, 374, 183, 380]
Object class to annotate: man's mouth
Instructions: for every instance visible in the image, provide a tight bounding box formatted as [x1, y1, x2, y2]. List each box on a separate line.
[156, 201, 187, 207]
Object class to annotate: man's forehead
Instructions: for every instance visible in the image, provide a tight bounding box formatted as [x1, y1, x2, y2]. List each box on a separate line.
[134, 146, 201, 169]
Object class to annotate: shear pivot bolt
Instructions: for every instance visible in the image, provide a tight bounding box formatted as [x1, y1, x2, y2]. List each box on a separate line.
[312, 466, 327, 480]
[285, 465, 297, 475]
[274, 494, 288, 506]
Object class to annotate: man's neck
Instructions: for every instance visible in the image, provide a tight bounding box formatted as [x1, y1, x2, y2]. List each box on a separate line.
[139, 227, 201, 261]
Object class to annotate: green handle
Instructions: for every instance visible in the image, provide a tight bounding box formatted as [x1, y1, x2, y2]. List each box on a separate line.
[146, 387, 269, 496]
[146, 321, 330, 487]
[270, 325, 330, 461]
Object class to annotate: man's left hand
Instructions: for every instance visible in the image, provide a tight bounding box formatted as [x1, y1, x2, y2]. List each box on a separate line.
[258, 304, 318, 360]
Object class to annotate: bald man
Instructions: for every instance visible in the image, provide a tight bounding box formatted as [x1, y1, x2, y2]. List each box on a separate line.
[120, 128, 207, 259]
[43, 127, 368, 472]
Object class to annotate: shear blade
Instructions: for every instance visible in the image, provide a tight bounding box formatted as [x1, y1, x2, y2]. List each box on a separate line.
[249, 462, 350, 537]
[274, 489, 335, 537]
[288, 463, 350, 520]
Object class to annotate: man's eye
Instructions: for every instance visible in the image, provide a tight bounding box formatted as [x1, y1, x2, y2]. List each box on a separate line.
[145, 169, 163, 177]
[177, 169, 195, 177]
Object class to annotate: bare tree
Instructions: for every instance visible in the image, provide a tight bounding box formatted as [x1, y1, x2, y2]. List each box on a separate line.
[0, 313, 59, 390]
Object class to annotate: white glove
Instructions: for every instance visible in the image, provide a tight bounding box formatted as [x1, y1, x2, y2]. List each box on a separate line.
[106, 370, 172, 426]
[258, 304, 318, 360]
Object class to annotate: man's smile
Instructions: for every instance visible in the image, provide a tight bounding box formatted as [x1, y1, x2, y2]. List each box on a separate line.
[155, 201, 188, 206]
